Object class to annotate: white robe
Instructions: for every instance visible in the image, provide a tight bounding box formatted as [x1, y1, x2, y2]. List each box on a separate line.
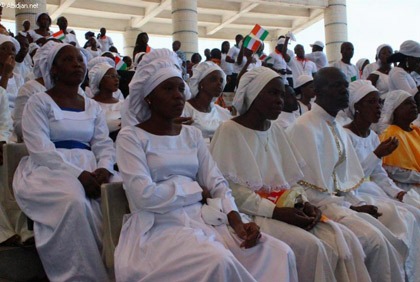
[115, 125, 297, 282]
[286, 104, 406, 282]
[182, 101, 231, 142]
[13, 92, 118, 281]
[1, 73, 24, 111]
[345, 128, 420, 281]
[0, 86, 11, 142]
[305, 51, 328, 71]
[274, 111, 297, 129]
[210, 120, 370, 282]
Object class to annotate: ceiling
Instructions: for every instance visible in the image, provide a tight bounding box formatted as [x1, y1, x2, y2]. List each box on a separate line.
[5, 0, 327, 41]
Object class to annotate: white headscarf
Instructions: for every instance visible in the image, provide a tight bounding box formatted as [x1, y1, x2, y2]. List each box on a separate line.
[189, 61, 226, 98]
[88, 62, 114, 96]
[347, 80, 378, 118]
[32, 40, 60, 80]
[356, 58, 368, 72]
[294, 74, 313, 89]
[126, 48, 187, 124]
[0, 34, 20, 54]
[378, 90, 412, 132]
[87, 56, 115, 70]
[233, 67, 280, 115]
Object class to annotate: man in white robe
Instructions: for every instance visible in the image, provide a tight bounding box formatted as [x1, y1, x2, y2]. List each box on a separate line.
[287, 67, 406, 282]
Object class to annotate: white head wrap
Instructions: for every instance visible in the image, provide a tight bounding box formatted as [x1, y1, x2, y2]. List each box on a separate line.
[376, 44, 392, 62]
[356, 58, 368, 71]
[189, 61, 226, 98]
[233, 67, 280, 115]
[32, 40, 59, 79]
[87, 56, 115, 70]
[126, 48, 187, 124]
[294, 74, 313, 89]
[347, 80, 378, 119]
[88, 62, 114, 96]
[0, 34, 20, 54]
[378, 90, 412, 132]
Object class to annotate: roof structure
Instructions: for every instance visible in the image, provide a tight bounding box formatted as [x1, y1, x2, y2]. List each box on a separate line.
[4, 0, 328, 41]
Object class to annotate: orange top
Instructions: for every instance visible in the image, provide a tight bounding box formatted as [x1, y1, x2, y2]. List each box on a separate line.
[380, 125, 420, 172]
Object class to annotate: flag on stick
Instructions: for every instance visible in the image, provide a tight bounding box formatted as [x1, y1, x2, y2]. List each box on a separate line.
[243, 35, 262, 52]
[251, 24, 269, 41]
[115, 56, 127, 71]
[52, 30, 65, 41]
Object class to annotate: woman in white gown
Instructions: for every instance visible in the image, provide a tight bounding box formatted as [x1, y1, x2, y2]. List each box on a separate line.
[210, 67, 370, 282]
[184, 61, 232, 143]
[13, 43, 119, 281]
[88, 62, 123, 141]
[115, 49, 298, 282]
[343, 80, 420, 281]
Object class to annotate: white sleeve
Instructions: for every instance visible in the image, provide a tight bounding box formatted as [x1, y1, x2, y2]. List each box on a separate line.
[116, 128, 203, 214]
[361, 151, 382, 177]
[370, 163, 404, 198]
[195, 129, 239, 214]
[0, 87, 11, 142]
[229, 181, 275, 218]
[384, 165, 420, 184]
[227, 47, 238, 60]
[342, 190, 367, 206]
[90, 105, 116, 172]
[13, 84, 33, 140]
[21, 95, 83, 177]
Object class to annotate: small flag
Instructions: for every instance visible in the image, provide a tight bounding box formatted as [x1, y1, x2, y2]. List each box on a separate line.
[243, 35, 261, 52]
[146, 45, 152, 53]
[115, 56, 127, 71]
[251, 24, 269, 41]
[52, 30, 65, 41]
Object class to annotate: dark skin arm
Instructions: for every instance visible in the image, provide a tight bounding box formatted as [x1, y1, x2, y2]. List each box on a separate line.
[272, 201, 322, 231]
[350, 205, 382, 218]
[228, 211, 261, 249]
[373, 137, 399, 158]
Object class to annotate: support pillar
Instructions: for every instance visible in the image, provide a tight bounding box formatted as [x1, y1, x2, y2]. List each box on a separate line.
[171, 0, 198, 60]
[15, 0, 47, 34]
[123, 28, 141, 58]
[324, 0, 347, 63]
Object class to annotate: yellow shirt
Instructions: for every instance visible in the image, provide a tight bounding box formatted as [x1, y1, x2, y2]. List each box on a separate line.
[380, 125, 420, 172]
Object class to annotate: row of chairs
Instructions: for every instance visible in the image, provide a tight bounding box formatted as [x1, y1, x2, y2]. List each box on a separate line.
[1, 143, 129, 271]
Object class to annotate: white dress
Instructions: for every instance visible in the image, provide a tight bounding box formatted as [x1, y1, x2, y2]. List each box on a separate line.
[13, 79, 47, 140]
[345, 128, 420, 281]
[389, 66, 418, 94]
[115, 125, 297, 282]
[183, 102, 231, 142]
[286, 104, 406, 282]
[210, 120, 370, 282]
[13, 92, 118, 281]
[0, 86, 11, 142]
[274, 111, 297, 129]
[96, 100, 123, 135]
[370, 70, 390, 95]
[1, 73, 24, 111]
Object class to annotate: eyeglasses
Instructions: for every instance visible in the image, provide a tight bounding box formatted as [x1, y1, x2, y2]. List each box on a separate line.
[103, 74, 120, 79]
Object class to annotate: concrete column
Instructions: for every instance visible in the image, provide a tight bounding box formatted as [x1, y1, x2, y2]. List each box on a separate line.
[123, 28, 141, 58]
[15, 0, 47, 34]
[324, 0, 347, 63]
[172, 0, 198, 60]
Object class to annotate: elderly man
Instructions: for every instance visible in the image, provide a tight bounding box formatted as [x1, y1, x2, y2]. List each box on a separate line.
[330, 42, 359, 82]
[287, 67, 406, 282]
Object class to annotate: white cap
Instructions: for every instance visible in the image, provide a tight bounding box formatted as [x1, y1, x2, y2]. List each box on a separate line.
[399, 40, 420, 58]
[310, 40, 324, 48]
[294, 74, 313, 89]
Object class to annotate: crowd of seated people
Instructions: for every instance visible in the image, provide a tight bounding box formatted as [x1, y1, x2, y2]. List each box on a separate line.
[1, 13, 420, 281]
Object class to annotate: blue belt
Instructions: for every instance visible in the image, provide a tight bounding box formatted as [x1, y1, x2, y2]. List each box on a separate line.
[54, 140, 91, 150]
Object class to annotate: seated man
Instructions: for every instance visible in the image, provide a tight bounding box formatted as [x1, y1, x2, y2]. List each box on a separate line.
[287, 67, 406, 282]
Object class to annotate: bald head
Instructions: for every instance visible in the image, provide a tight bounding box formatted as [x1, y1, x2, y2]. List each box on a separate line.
[314, 67, 349, 116]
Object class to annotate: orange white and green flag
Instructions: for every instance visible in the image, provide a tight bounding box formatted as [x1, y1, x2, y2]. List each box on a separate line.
[243, 35, 262, 52]
[115, 56, 127, 71]
[52, 30, 65, 41]
[251, 24, 269, 41]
